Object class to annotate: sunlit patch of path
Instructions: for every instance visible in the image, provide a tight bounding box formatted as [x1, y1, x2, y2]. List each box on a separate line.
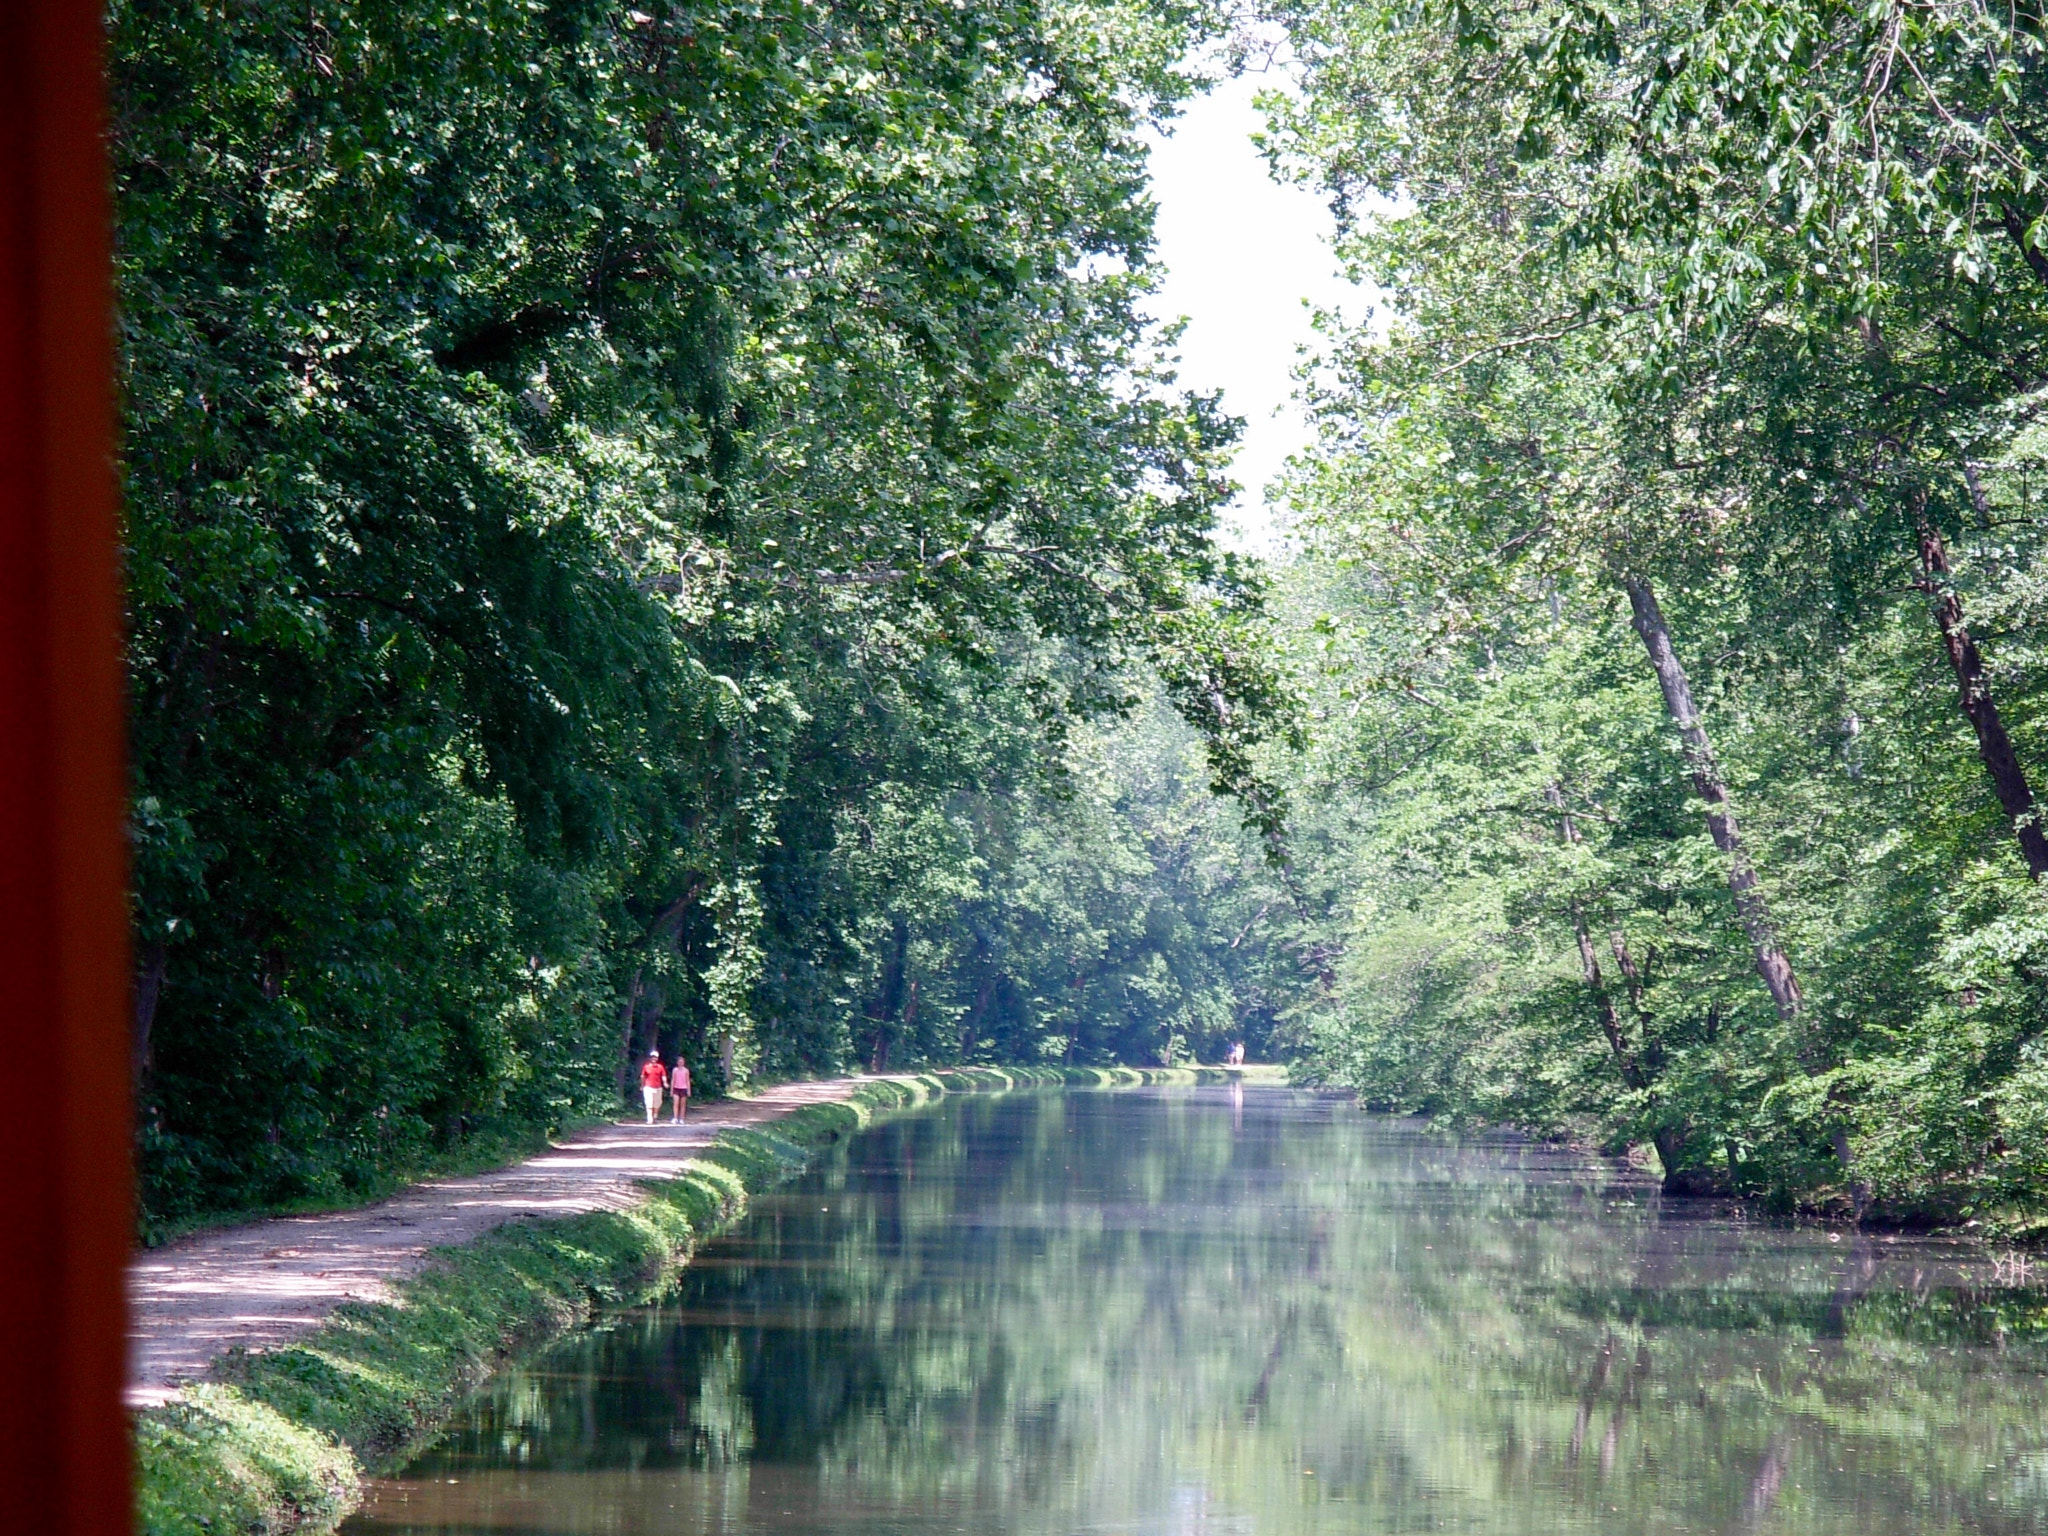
[126, 1079, 870, 1407]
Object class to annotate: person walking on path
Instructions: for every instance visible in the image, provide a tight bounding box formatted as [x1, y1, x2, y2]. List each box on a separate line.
[669, 1057, 692, 1122]
[638, 1050, 667, 1124]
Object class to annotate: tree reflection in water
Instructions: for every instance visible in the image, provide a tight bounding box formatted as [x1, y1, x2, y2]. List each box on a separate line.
[350, 1088, 2048, 1535]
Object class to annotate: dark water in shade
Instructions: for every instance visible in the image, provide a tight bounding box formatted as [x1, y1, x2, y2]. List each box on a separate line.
[345, 1086, 2048, 1536]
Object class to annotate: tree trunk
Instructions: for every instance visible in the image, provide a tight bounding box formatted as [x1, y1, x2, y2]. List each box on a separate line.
[631, 982, 665, 1062]
[1545, 783, 1640, 1086]
[2000, 204, 2048, 287]
[647, 876, 707, 946]
[1573, 900, 1639, 1087]
[617, 966, 644, 1095]
[133, 939, 167, 1091]
[1625, 578, 1872, 1208]
[1913, 493, 2048, 879]
[1608, 931, 1647, 1018]
[961, 966, 995, 1061]
[867, 917, 909, 1072]
[1623, 576, 1803, 1020]
[1546, 784, 1701, 1186]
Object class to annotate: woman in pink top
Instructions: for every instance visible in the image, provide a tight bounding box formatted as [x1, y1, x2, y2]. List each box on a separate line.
[669, 1058, 692, 1122]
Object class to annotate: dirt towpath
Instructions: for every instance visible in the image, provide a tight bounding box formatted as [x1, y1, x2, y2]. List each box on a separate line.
[127, 1079, 869, 1407]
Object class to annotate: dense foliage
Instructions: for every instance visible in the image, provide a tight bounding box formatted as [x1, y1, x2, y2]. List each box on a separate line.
[114, 0, 1296, 1224]
[1255, 0, 2048, 1225]
[126, 0, 2048, 1234]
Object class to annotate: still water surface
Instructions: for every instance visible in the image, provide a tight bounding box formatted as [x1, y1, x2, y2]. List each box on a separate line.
[348, 1085, 2048, 1535]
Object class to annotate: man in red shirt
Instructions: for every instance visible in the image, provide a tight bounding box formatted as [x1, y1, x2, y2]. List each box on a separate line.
[638, 1050, 667, 1124]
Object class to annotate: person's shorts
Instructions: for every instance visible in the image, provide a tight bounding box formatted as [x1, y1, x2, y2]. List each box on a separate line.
[641, 1085, 664, 1112]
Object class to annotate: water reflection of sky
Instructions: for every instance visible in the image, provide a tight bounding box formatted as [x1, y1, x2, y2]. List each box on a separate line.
[347, 1087, 2048, 1535]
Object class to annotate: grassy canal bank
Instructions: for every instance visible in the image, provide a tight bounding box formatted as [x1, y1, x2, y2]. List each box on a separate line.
[135, 1066, 1255, 1536]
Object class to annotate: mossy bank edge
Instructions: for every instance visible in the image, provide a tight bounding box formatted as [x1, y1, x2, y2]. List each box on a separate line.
[136, 1066, 1252, 1535]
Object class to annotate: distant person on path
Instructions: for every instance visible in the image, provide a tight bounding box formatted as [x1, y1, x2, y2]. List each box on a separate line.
[1226, 1041, 1245, 1067]
[639, 1050, 667, 1124]
[669, 1057, 692, 1122]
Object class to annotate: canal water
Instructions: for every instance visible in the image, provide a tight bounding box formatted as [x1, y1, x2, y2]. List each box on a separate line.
[346, 1085, 2048, 1535]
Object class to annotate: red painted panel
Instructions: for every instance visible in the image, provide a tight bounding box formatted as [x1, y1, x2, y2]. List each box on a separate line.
[0, 1, 132, 1531]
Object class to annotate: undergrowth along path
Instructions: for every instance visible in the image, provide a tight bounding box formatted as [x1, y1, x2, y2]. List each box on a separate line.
[129, 1076, 882, 1405]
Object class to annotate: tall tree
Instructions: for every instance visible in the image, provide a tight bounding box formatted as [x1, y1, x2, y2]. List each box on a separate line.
[112, 0, 1270, 1222]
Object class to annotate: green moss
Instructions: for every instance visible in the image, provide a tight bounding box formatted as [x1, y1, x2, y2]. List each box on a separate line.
[133, 1068, 1233, 1535]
